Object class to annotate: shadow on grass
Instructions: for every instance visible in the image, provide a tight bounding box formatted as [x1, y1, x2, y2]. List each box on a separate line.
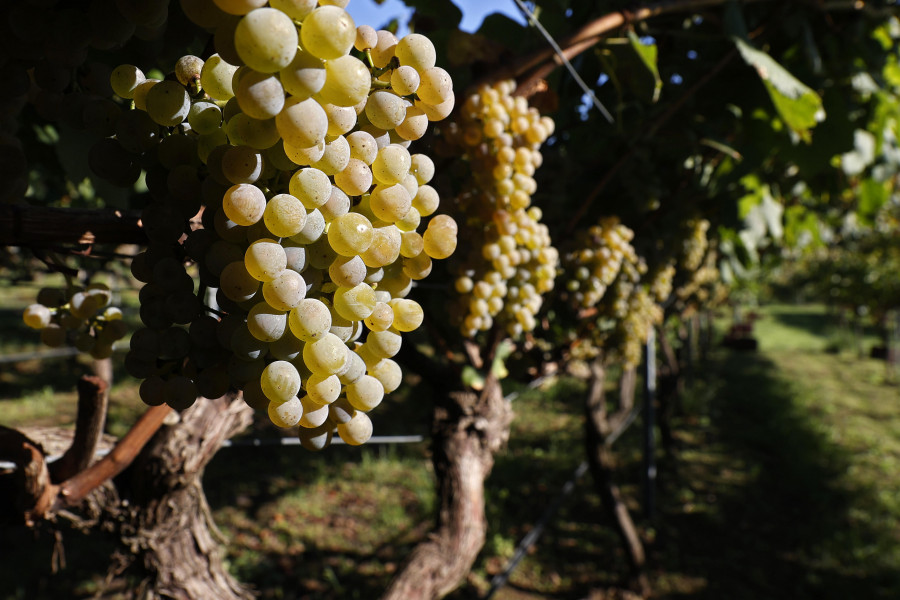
[658, 349, 900, 600]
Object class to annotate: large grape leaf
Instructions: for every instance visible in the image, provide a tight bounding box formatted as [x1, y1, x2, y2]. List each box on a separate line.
[733, 37, 824, 142]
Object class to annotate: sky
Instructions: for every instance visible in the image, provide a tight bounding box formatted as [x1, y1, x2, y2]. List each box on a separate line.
[345, 0, 526, 36]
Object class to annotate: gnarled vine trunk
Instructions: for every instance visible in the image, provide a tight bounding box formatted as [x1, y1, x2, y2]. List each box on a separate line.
[382, 374, 512, 600]
[107, 394, 255, 600]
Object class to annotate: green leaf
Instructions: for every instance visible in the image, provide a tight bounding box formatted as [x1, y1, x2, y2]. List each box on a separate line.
[733, 37, 824, 142]
[858, 178, 889, 224]
[461, 365, 484, 391]
[627, 31, 661, 102]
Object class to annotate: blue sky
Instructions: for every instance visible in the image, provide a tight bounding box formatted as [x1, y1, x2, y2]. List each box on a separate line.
[345, 0, 526, 36]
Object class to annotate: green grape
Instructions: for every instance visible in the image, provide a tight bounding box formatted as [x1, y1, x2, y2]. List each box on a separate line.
[214, 209, 247, 243]
[329, 255, 367, 288]
[132, 79, 159, 111]
[290, 208, 326, 244]
[268, 396, 304, 427]
[305, 373, 341, 405]
[245, 238, 287, 282]
[196, 365, 231, 400]
[145, 80, 190, 127]
[390, 65, 420, 96]
[320, 186, 351, 222]
[345, 374, 384, 411]
[260, 359, 302, 403]
[110, 64, 145, 99]
[270, 329, 304, 361]
[370, 184, 412, 223]
[23, 304, 52, 329]
[213, 0, 267, 15]
[394, 33, 436, 72]
[276, 96, 327, 149]
[354, 24, 377, 51]
[175, 55, 204, 86]
[360, 225, 401, 268]
[40, 324, 66, 348]
[222, 183, 266, 226]
[368, 358, 402, 393]
[303, 332, 348, 374]
[334, 158, 372, 196]
[298, 395, 330, 428]
[423, 214, 458, 260]
[370, 30, 398, 69]
[263, 193, 307, 237]
[333, 283, 377, 321]
[415, 95, 455, 122]
[300, 6, 355, 61]
[166, 376, 199, 411]
[327, 212, 374, 257]
[298, 422, 334, 450]
[247, 301, 287, 342]
[363, 301, 393, 332]
[283, 139, 325, 166]
[365, 90, 408, 131]
[372, 144, 411, 185]
[364, 330, 402, 359]
[311, 134, 350, 176]
[347, 130, 378, 165]
[270, 0, 316, 20]
[226, 113, 281, 149]
[234, 7, 298, 73]
[323, 103, 357, 137]
[395, 206, 421, 233]
[262, 269, 306, 311]
[409, 154, 434, 185]
[388, 298, 423, 332]
[234, 68, 285, 119]
[279, 49, 325, 99]
[288, 298, 332, 341]
[336, 410, 373, 445]
[317, 55, 370, 107]
[200, 54, 238, 101]
[140, 376, 167, 406]
[221, 146, 263, 185]
[288, 167, 332, 209]
[220, 261, 260, 302]
[338, 349, 366, 384]
[395, 106, 428, 141]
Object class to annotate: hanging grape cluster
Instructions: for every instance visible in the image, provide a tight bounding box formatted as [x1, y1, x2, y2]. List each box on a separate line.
[20, 0, 456, 450]
[563, 217, 639, 311]
[442, 80, 558, 339]
[23, 284, 127, 358]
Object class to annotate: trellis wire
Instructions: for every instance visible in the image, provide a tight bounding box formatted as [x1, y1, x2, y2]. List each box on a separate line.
[512, 0, 614, 123]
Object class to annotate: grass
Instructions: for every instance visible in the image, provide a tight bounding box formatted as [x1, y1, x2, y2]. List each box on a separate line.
[3, 302, 900, 599]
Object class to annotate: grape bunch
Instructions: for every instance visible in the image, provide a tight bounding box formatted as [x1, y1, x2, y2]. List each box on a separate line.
[443, 80, 558, 339]
[676, 246, 722, 308]
[649, 261, 675, 304]
[23, 283, 127, 359]
[681, 218, 710, 272]
[563, 217, 639, 311]
[100, 0, 455, 449]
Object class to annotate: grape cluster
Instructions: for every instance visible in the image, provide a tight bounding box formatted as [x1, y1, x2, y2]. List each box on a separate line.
[104, 1, 454, 449]
[649, 262, 675, 304]
[681, 219, 710, 272]
[563, 217, 639, 310]
[676, 247, 721, 308]
[23, 284, 127, 359]
[444, 80, 558, 339]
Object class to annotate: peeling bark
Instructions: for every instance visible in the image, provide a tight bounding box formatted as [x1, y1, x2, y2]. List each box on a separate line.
[382, 375, 512, 600]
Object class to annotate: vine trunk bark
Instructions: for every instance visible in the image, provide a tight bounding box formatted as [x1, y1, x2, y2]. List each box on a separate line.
[381, 374, 512, 600]
[584, 359, 650, 597]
